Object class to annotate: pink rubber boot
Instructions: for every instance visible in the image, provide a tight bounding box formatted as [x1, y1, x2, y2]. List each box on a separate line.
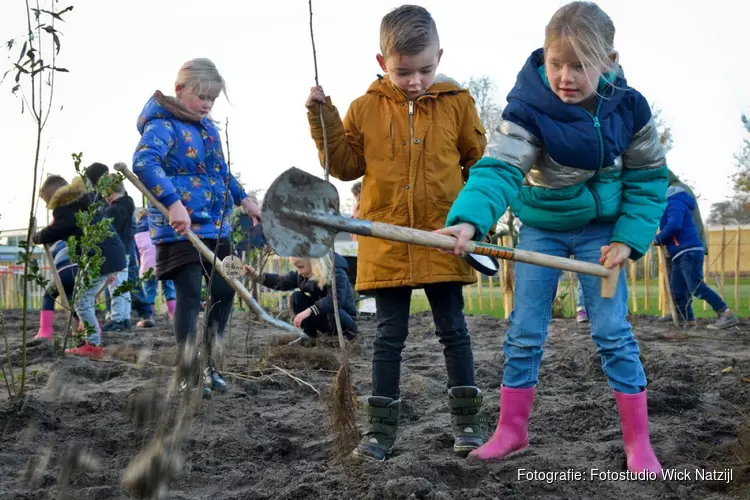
[33, 310, 54, 341]
[166, 300, 176, 320]
[614, 390, 662, 477]
[468, 386, 536, 461]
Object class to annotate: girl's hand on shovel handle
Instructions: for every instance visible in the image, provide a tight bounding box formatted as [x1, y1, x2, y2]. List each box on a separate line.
[168, 201, 191, 236]
[600, 242, 631, 269]
[434, 223, 476, 256]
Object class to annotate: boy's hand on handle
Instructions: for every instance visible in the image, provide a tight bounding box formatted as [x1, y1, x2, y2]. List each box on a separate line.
[167, 201, 191, 236]
[600, 242, 631, 269]
[305, 86, 327, 110]
[433, 223, 477, 256]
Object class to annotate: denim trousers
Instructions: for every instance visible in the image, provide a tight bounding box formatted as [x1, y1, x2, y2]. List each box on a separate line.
[504, 222, 646, 394]
[75, 274, 111, 345]
[670, 250, 727, 321]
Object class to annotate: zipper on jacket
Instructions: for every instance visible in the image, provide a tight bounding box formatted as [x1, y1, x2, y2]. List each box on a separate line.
[584, 99, 605, 217]
[583, 99, 605, 174]
[408, 101, 414, 139]
[407, 100, 415, 227]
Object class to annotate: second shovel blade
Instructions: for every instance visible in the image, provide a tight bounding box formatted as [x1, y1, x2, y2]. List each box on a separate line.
[261, 167, 340, 258]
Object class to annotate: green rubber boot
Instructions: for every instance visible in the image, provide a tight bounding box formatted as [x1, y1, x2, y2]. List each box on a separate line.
[449, 386, 485, 457]
[351, 396, 401, 461]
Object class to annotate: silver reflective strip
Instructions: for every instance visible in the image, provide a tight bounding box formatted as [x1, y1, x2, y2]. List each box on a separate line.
[526, 152, 595, 188]
[483, 120, 541, 175]
[623, 118, 665, 170]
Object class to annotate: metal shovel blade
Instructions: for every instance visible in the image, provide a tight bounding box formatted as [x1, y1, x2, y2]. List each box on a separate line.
[261, 167, 340, 258]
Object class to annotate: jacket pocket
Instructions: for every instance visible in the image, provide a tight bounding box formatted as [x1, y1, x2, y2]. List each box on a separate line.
[589, 179, 622, 220]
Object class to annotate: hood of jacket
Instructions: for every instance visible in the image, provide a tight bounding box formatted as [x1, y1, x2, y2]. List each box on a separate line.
[136, 90, 206, 135]
[48, 176, 87, 210]
[507, 48, 629, 122]
[365, 73, 467, 103]
[666, 185, 696, 211]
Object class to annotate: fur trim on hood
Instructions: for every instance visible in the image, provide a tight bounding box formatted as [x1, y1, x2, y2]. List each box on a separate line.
[433, 73, 461, 87]
[47, 176, 87, 210]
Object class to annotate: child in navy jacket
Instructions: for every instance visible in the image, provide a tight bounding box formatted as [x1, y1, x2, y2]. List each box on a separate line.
[654, 186, 738, 329]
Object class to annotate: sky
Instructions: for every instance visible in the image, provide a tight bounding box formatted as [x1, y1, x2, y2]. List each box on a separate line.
[0, 0, 748, 232]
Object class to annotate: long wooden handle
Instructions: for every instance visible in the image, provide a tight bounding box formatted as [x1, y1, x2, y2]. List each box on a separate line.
[113, 163, 304, 336]
[369, 221, 620, 298]
[285, 210, 620, 298]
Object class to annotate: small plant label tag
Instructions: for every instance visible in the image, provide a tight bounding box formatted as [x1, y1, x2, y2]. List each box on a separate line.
[221, 255, 244, 281]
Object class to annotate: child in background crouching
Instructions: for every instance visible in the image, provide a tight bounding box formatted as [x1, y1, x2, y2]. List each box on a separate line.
[243, 254, 359, 341]
[32, 174, 126, 357]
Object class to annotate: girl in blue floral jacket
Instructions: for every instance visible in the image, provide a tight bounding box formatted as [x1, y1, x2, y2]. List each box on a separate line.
[132, 58, 262, 397]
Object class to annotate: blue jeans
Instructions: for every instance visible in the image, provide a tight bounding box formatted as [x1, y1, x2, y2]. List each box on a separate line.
[142, 278, 176, 305]
[108, 255, 131, 322]
[576, 279, 585, 311]
[504, 223, 646, 394]
[75, 274, 111, 345]
[670, 250, 727, 321]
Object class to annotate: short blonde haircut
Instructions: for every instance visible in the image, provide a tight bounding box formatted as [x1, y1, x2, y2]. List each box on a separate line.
[40, 174, 67, 200]
[544, 2, 617, 76]
[380, 5, 439, 57]
[175, 58, 227, 100]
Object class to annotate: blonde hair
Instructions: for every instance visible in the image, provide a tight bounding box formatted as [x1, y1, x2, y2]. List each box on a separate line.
[380, 5, 439, 57]
[175, 58, 228, 101]
[291, 255, 333, 289]
[544, 2, 617, 79]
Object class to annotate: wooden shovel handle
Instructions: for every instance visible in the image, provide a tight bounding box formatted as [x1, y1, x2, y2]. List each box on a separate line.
[283, 210, 620, 298]
[368, 221, 619, 298]
[114, 163, 305, 335]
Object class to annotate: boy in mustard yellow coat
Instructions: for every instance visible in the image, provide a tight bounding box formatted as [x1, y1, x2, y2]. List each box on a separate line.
[305, 4, 487, 461]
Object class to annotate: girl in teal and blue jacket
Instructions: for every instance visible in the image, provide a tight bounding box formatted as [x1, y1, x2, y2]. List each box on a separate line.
[438, 1, 667, 476]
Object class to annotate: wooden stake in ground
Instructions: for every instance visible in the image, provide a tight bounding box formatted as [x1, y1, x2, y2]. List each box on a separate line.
[308, 0, 359, 461]
[657, 247, 680, 327]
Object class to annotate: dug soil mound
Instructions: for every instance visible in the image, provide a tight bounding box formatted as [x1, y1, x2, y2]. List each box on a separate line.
[0, 309, 748, 499]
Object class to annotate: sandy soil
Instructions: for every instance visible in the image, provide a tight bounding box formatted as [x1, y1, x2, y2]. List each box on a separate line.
[0, 308, 748, 500]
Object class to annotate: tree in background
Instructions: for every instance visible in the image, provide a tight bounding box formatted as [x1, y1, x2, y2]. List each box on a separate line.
[707, 114, 750, 225]
[2, 2, 74, 395]
[465, 75, 503, 139]
[651, 103, 674, 155]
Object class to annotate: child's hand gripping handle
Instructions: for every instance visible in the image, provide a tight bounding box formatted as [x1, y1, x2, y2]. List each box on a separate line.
[113, 163, 306, 336]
